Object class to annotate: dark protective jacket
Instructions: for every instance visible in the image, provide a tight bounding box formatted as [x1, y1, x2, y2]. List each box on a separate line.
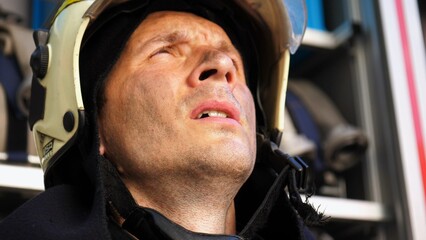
[0, 134, 318, 240]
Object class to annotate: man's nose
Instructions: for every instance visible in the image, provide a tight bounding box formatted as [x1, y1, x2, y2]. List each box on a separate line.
[188, 49, 237, 88]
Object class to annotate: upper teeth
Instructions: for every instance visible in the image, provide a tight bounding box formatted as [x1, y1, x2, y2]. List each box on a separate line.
[197, 110, 228, 119]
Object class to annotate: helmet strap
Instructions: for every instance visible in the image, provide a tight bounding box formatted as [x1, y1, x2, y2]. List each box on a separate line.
[99, 154, 139, 219]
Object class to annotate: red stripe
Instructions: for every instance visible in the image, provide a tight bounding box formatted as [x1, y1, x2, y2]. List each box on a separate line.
[395, 0, 426, 202]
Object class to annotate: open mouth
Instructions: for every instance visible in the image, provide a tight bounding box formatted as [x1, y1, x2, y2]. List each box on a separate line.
[191, 101, 241, 123]
[197, 110, 229, 119]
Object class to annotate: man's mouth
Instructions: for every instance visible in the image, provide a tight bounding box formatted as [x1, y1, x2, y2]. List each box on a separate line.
[197, 110, 228, 119]
[191, 101, 241, 123]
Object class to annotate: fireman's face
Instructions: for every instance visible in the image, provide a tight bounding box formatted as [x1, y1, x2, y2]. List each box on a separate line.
[97, 11, 256, 193]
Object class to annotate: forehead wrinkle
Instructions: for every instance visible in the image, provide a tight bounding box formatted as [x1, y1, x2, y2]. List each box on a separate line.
[152, 31, 189, 45]
[134, 30, 190, 52]
[135, 29, 236, 53]
[128, 15, 242, 64]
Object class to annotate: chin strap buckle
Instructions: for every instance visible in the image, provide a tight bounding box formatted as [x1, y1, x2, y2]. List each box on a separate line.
[273, 149, 309, 191]
[264, 136, 309, 191]
[263, 137, 328, 226]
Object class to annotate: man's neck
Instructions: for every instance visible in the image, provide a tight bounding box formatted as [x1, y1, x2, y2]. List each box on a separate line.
[122, 175, 240, 235]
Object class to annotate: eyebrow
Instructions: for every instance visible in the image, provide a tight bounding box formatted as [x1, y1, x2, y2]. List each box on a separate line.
[142, 30, 239, 54]
[144, 31, 189, 48]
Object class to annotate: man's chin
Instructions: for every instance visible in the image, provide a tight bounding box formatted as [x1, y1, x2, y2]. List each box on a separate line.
[192, 143, 255, 181]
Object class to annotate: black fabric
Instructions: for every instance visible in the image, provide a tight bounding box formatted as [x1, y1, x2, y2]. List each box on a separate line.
[123, 208, 243, 240]
[234, 135, 316, 240]
[101, 153, 139, 219]
[0, 185, 111, 240]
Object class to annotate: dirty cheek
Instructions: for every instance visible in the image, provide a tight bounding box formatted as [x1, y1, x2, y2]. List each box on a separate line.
[131, 69, 181, 122]
[236, 85, 256, 123]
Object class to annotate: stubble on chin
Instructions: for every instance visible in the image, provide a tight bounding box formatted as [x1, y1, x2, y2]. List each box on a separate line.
[179, 142, 255, 188]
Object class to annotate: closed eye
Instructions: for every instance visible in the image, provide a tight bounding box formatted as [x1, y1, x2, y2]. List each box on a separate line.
[150, 46, 173, 58]
[156, 47, 171, 54]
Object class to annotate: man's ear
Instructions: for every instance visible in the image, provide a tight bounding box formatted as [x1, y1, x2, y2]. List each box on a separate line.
[98, 120, 106, 155]
[99, 139, 106, 155]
